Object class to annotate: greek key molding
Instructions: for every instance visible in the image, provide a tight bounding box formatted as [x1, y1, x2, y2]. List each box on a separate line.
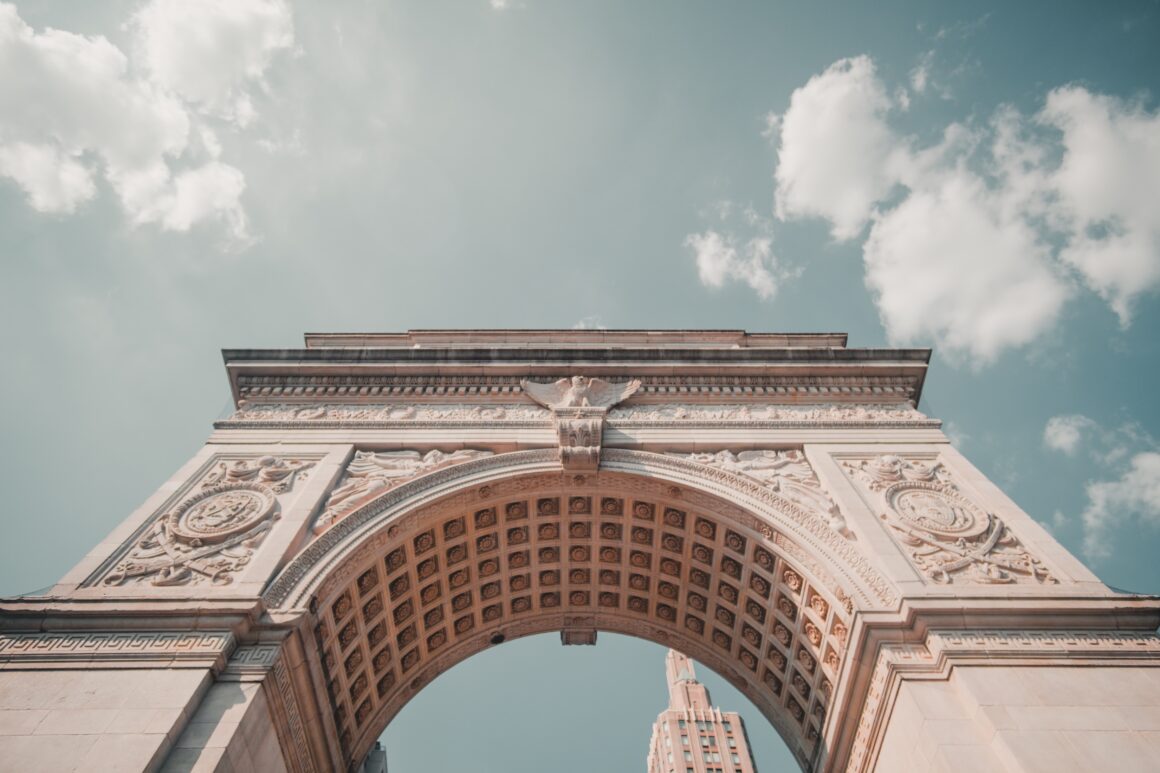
[0, 631, 234, 663]
[222, 643, 282, 675]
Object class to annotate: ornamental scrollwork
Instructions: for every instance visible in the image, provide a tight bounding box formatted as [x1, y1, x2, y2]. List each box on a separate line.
[100, 456, 313, 588]
[842, 454, 1057, 585]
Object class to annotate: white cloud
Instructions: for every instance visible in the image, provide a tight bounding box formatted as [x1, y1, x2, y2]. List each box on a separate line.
[863, 166, 1070, 363]
[1043, 414, 1097, 455]
[1081, 452, 1160, 558]
[132, 161, 251, 245]
[753, 55, 1160, 364]
[773, 56, 906, 240]
[910, 51, 933, 94]
[130, 0, 294, 126]
[686, 230, 784, 300]
[1038, 87, 1160, 324]
[0, 142, 95, 213]
[0, 5, 189, 210]
[572, 315, 606, 330]
[0, 2, 295, 246]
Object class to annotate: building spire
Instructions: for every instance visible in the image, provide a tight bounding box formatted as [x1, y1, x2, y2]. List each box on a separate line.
[664, 649, 712, 709]
[666, 648, 698, 686]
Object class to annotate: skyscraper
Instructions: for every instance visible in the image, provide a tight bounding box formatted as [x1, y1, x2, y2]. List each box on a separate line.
[647, 649, 758, 773]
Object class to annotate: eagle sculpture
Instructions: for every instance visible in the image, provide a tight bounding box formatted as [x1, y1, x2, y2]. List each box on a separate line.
[520, 375, 641, 411]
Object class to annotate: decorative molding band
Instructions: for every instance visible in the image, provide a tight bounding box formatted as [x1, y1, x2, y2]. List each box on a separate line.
[0, 631, 234, 665]
[215, 401, 939, 430]
[271, 652, 318, 773]
[222, 644, 282, 677]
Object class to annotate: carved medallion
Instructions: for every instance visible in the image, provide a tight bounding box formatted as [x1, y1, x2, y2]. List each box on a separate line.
[100, 456, 313, 587]
[843, 455, 1057, 585]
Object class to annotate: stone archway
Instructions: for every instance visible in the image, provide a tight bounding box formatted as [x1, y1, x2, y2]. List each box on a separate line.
[2, 330, 1159, 773]
[267, 449, 883, 770]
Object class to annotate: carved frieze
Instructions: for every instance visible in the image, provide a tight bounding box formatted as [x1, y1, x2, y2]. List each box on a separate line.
[609, 403, 935, 427]
[217, 401, 937, 429]
[99, 456, 314, 588]
[222, 403, 551, 427]
[313, 450, 494, 535]
[675, 450, 852, 538]
[842, 454, 1057, 585]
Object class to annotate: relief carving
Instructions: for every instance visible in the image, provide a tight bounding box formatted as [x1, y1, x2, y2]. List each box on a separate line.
[676, 450, 852, 538]
[101, 456, 313, 588]
[520, 376, 641, 411]
[609, 402, 932, 425]
[220, 400, 935, 428]
[843, 454, 1057, 585]
[521, 376, 640, 470]
[313, 450, 494, 535]
[225, 403, 550, 426]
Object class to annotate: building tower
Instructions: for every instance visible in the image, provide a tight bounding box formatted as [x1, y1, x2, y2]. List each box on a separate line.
[648, 649, 757, 773]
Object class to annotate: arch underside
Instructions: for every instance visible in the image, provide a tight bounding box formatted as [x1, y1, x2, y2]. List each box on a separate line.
[290, 464, 871, 771]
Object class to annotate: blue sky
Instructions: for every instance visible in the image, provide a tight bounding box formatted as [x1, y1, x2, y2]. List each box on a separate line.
[2, 1, 1159, 770]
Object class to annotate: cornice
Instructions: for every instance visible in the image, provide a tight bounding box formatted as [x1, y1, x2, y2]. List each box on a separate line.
[225, 372, 928, 410]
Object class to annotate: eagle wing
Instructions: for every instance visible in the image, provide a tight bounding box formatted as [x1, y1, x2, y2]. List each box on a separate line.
[586, 378, 642, 408]
[520, 378, 571, 409]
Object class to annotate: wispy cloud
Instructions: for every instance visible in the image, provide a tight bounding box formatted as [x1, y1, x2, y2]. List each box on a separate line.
[1042, 414, 1160, 558]
[1043, 414, 1098, 455]
[685, 202, 799, 300]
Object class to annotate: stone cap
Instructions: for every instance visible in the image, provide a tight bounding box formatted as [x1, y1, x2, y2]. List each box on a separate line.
[222, 330, 932, 409]
[302, 330, 850, 349]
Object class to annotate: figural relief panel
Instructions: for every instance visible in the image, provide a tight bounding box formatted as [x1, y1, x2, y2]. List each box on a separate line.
[97, 456, 314, 588]
[673, 450, 853, 539]
[313, 450, 494, 535]
[841, 454, 1057, 585]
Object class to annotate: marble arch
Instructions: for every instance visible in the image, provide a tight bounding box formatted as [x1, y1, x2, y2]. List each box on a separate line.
[2, 330, 1160, 773]
[269, 449, 884, 769]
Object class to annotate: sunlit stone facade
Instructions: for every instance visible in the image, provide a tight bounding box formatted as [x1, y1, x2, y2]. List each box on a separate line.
[1, 330, 1158, 772]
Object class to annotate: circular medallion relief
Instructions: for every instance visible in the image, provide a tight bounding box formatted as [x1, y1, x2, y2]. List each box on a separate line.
[884, 482, 986, 539]
[167, 483, 276, 544]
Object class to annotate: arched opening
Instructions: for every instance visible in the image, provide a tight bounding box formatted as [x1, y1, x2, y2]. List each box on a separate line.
[268, 451, 880, 771]
[379, 632, 800, 771]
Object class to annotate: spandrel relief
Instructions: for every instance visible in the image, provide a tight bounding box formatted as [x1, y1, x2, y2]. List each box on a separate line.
[99, 456, 314, 588]
[675, 449, 853, 538]
[842, 454, 1057, 585]
[313, 449, 494, 535]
